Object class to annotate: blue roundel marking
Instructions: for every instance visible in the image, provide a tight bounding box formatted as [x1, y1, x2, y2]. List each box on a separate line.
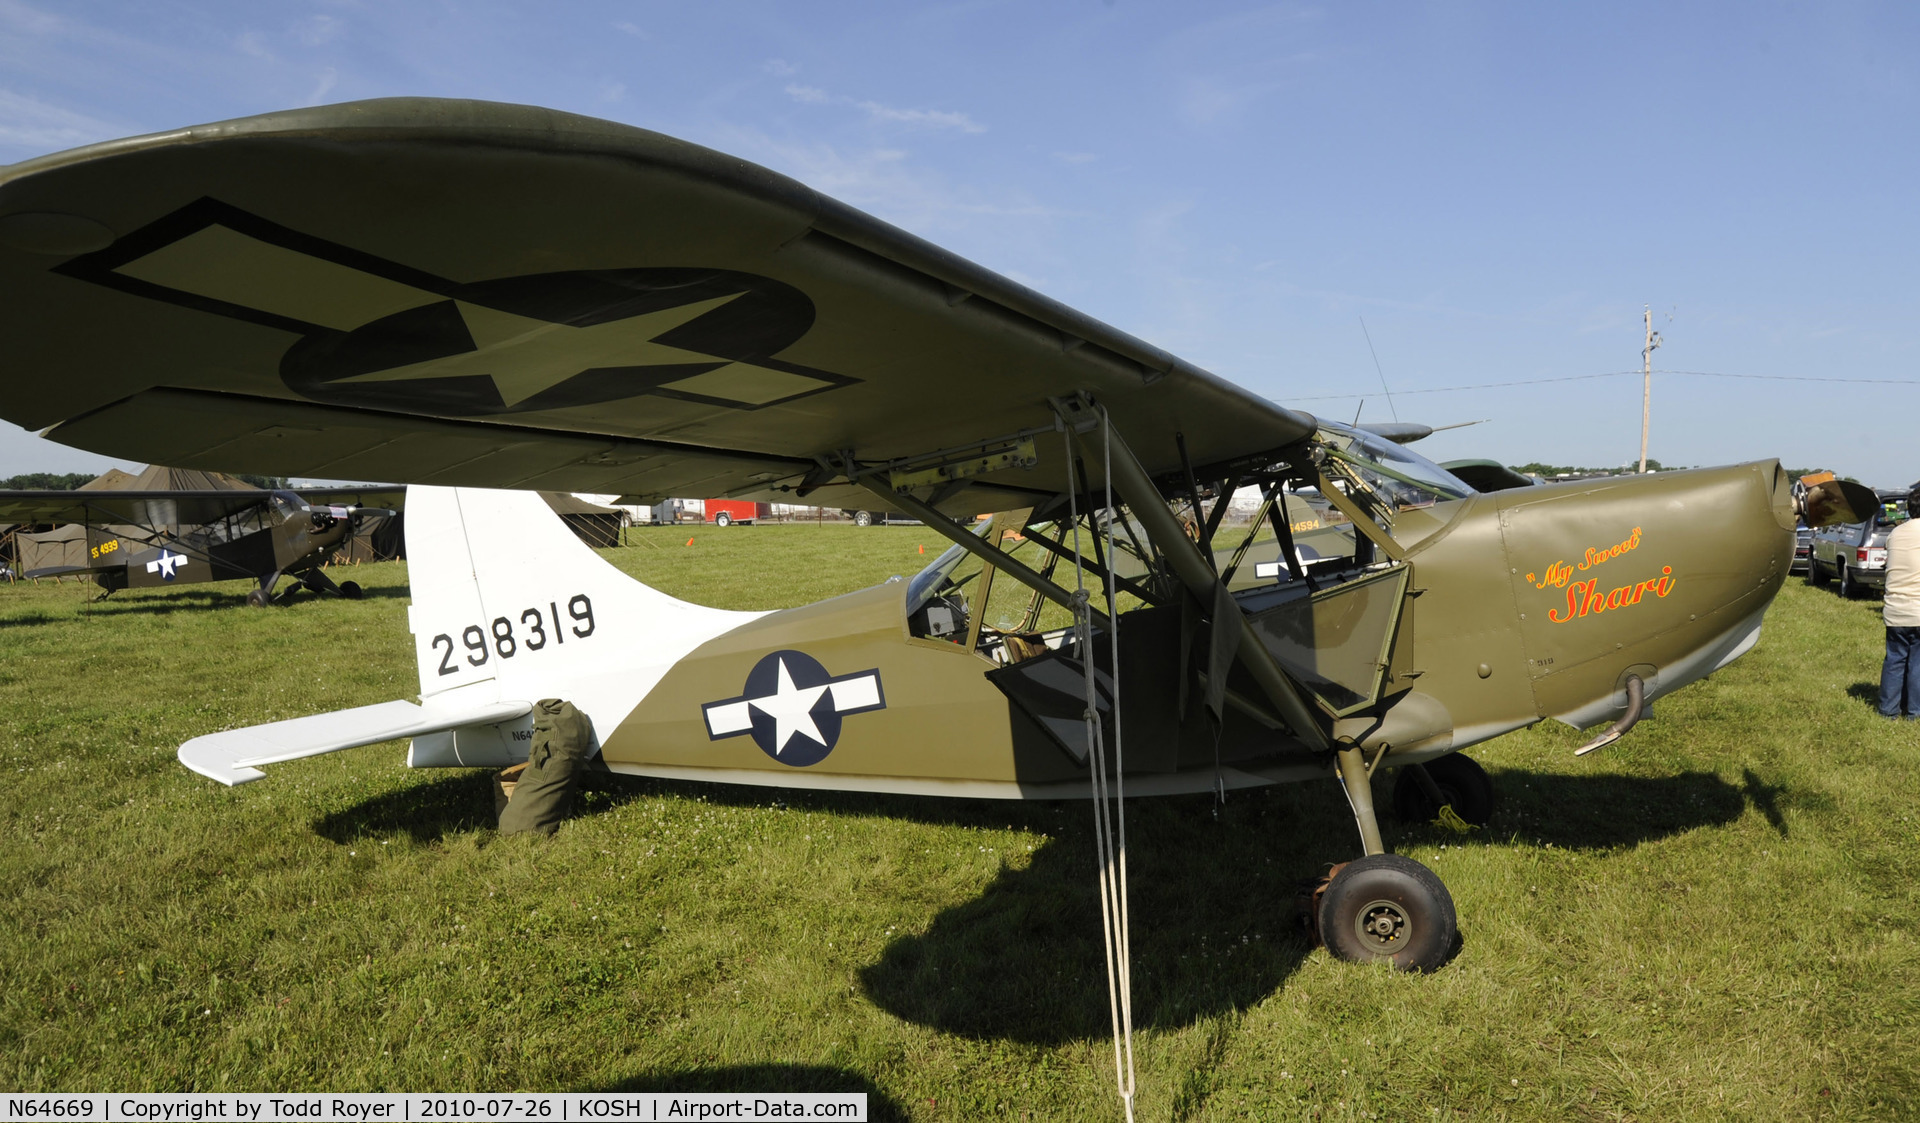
[700, 650, 887, 768]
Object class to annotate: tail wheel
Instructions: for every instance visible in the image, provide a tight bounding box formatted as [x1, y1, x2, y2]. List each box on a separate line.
[1392, 753, 1495, 826]
[245, 589, 271, 608]
[714, 512, 732, 527]
[340, 580, 363, 600]
[853, 510, 874, 528]
[1317, 854, 1457, 971]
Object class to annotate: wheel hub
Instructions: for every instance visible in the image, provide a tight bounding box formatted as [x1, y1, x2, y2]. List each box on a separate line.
[1353, 898, 1409, 950]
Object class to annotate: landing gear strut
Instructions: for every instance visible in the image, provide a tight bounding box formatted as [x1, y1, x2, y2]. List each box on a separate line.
[1392, 753, 1495, 827]
[1310, 747, 1464, 971]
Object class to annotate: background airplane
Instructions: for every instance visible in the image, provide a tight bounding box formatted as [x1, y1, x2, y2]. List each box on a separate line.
[0, 476, 401, 605]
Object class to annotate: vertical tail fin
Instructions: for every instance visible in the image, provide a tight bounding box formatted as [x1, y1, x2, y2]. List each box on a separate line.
[403, 486, 763, 748]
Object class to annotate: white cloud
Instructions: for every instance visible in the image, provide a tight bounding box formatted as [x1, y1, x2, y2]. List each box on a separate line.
[854, 99, 984, 133]
[306, 67, 338, 105]
[599, 79, 626, 103]
[763, 58, 798, 76]
[612, 20, 646, 38]
[0, 0, 62, 36]
[234, 30, 275, 61]
[782, 82, 985, 133]
[0, 88, 118, 150]
[294, 14, 342, 47]
[1052, 150, 1097, 164]
[712, 127, 1065, 238]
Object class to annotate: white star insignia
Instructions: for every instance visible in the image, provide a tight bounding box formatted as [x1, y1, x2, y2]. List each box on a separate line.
[747, 657, 833, 755]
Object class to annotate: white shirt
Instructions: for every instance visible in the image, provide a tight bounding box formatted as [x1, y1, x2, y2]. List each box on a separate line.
[1885, 519, 1920, 628]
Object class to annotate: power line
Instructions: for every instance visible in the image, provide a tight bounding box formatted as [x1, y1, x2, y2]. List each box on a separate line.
[1277, 368, 1920, 402]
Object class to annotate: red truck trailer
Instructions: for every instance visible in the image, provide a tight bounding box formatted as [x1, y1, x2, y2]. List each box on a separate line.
[704, 500, 771, 526]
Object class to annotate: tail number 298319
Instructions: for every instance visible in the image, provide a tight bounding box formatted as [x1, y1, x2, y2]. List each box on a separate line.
[429, 595, 595, 676]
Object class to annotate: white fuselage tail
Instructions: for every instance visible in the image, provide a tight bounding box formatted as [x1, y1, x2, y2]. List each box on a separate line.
[402, 486, 765, 767]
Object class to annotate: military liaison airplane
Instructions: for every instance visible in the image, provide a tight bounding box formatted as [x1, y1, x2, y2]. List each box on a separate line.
[0, 485, 401, 606]
[0, 100, 1877, 994]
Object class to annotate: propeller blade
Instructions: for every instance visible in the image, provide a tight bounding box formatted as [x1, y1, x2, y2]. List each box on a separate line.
[1797, 478, 1879, 528]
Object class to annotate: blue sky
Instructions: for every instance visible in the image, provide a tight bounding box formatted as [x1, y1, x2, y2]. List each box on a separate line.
[2, 1, 1916, 485]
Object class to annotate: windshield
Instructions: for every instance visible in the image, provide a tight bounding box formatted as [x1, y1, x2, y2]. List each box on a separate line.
[905, 520, 994, 616]
[1316, 422, 1475, 511]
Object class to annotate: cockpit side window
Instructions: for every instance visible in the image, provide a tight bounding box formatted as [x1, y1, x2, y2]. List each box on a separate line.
[1315, 423, 1474, 514]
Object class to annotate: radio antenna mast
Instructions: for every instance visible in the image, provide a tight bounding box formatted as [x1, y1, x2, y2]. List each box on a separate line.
[1359, 316, 1399, 422]
[1638, 306, 1662, 473]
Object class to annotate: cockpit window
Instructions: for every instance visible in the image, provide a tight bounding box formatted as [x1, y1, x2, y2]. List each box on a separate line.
[1316, 423, 1475, 512]
[268, 490, 305, 520]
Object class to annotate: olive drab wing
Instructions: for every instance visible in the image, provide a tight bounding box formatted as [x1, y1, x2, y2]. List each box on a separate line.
[0, 98, 1312, 515]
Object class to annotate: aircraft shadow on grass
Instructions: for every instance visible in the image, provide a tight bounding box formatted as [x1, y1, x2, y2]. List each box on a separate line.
[316, 763, 1771, 1044]
[5, 583, 408, 618]
[588, 1064, 906, 1121]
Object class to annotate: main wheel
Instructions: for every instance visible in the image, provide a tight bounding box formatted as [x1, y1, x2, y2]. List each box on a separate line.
[1392, 754, 1495, 826]
[714, 511, 732, 527]
[853, 510, 874, 528]
[1808, 558, 1830, 586]
[245, 588, 271, 608]
[1318, 854, 1456, 971]
[339, 580, 363, 600]
[1839, 564, 1860, 599]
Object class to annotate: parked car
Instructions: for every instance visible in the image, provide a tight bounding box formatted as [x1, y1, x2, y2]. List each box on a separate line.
[1792, 523, 1812, 574]
[1807, 492, 1908, 598]
[841, 508, 920, 527]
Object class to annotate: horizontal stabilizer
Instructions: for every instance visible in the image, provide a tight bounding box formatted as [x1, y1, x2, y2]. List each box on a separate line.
[179, 697, 531, 786]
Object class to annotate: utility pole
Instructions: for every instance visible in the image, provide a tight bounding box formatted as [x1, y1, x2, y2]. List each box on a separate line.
[1638, 306, 1662, 473]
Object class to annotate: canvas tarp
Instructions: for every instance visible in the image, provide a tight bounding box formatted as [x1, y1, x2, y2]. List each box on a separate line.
[540, 492, 626, 549]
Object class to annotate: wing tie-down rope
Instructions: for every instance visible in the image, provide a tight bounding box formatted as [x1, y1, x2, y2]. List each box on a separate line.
[1062, 403, 1137, 1123]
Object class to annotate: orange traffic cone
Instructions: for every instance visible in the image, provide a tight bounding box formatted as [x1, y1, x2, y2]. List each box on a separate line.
[686, 537, 695, 547]
[918, 544, 925, 554]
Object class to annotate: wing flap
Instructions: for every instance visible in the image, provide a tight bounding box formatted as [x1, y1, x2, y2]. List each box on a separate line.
[179, 697, 531, 786]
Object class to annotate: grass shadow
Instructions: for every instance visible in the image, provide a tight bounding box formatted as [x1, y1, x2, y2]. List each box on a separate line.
[315, 763, 1762, 1045]
[861, 785, 1341, 1045]
[0, 611, 61, 627]
[311, 768, 661, 844]
[591, 1065, 905, 1121]
[313, 771, 501, 844]
[1845, 682, 1881, 709]
[1392, 768, 1751, 851]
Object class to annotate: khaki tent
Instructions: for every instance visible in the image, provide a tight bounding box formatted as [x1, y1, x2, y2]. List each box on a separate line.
[15, 522, 89, 575]
[541, 492, 626, 548]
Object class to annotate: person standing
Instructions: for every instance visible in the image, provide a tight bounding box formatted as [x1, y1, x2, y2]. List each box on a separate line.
[1880, 485, 1920, 719]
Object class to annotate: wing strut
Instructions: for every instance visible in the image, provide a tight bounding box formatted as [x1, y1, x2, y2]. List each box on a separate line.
[1089, 401, 1333, 751]
[854, 475, 1115, 634]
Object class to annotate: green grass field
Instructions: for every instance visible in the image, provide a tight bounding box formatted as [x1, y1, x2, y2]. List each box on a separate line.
[2, 525, 1915, 1120]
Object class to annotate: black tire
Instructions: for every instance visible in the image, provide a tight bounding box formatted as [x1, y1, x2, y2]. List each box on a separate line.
[340, 580, 363, 600]
[853, 510, 874, 528]
[1808, 558, 1830, 586]
[714, 512, 732, 527]
[245, 588, 271, 608]
[1318, 854, 1457, 971]
[1839, 565, 1860, 599]
[1392, 754, 1495, 826]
